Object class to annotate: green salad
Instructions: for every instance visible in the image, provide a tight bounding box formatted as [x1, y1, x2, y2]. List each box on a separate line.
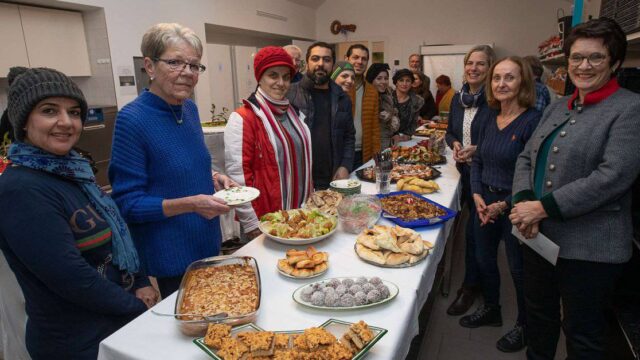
[260, 209, 336, 239]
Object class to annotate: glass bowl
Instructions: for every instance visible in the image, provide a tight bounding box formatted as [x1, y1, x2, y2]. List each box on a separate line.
[337, 194, 382, 234]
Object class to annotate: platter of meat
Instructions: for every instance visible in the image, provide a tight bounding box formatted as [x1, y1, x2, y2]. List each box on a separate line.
[376, 191, 456, 228]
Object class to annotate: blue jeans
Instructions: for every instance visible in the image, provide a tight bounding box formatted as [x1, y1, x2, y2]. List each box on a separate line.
[474, 187, 525, 324]
[460, 164, 481, 288]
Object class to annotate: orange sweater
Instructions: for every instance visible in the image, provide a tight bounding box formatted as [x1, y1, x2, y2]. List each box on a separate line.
[348, 82, 380, 162]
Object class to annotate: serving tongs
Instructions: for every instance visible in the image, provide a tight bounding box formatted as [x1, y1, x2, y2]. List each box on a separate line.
[151, 310, 245, 323]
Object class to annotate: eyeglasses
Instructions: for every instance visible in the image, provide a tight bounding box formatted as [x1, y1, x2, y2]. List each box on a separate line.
[154, 58, 206, 73]
[568, 53, 607, 67]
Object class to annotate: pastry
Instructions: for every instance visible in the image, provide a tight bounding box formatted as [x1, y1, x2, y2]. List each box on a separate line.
[355, 225, 431, 266]
[217, 337, 249, 360]
[237, 331, 275, 357]
[399, 239, 424, 255]
[385, 251, 410, 265]
[355, 229, 380, 250]
[278, 246, 329, 277]
[355, 244, 386, 265]
[204, 323, 232, 349]
[344, 320, 374, 350]
[277, 260, 294, 275]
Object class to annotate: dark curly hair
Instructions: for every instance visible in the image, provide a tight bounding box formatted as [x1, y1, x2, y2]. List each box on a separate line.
[563, 17, 627, 73]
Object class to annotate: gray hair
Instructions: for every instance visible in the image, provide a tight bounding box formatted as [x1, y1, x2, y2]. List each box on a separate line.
[283, 44, 302, 54]
[140, 23, 203, 59]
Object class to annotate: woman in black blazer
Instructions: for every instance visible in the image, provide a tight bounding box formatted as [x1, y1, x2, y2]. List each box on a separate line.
[444, 44, 495, 316]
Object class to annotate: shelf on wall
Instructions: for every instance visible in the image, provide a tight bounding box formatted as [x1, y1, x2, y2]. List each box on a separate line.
[540, 54, 566, 66]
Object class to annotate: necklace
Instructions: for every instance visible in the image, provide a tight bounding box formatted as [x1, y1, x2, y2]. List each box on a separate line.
[168, 103, 183, 125]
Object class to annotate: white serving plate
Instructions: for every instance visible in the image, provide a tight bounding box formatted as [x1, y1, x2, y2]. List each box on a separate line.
[292, 277, 399, 311]
[213, 186, 260, 206]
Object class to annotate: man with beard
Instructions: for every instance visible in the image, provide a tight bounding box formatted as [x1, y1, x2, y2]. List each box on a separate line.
[287, 42, 355, 189]
[409, 53, 430, 90]
[344, 44, 380, 166]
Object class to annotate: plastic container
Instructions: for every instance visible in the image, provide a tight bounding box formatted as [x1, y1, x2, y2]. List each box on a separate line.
[337, 194, 382, 234]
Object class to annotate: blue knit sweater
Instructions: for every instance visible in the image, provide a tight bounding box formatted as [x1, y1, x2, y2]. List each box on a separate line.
[471, 108, 541, 204]
[109, 90, 221, 277]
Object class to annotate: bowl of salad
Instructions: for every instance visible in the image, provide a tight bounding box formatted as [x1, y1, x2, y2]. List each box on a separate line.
[337, 195, 382, 234]
[259, 209, 337, 245]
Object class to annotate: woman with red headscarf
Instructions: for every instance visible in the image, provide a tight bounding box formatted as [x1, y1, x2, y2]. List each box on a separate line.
[225, 46, 313, 241]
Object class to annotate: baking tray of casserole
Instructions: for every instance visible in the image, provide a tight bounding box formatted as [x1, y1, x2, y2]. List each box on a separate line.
[173, 255, 261, 337]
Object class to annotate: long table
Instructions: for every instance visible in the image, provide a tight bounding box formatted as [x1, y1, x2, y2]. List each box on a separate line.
[97, 147, 461, 360]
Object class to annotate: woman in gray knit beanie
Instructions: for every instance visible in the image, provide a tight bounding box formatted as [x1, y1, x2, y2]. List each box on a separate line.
[0, 67, 157, 359]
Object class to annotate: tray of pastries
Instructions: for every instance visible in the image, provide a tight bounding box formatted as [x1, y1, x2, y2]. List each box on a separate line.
[354, 225, 434, 267]
[174, 256, 261, 336]
[304, 190, 343, 216]
[355, 164, 441, 183]
[390, 143, 446, 165]
[377, 191, 457, 228]
[194, 319, 387, 360]
[277, 246, 329, 278]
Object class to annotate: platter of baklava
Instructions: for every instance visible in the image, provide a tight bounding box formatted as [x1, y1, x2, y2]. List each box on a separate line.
[194, 319, 387, 360]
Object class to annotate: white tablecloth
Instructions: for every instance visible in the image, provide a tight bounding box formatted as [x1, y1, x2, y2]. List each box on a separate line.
[98, 147, 461, 360]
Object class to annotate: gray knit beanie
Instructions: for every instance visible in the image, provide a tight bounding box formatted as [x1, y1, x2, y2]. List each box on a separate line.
[7, 67, 88, 142]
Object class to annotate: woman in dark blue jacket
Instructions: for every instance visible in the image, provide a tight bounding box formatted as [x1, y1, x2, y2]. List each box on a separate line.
[0, 67, 156, 360]
[461, 56, 540, 353]
[444, 45, 495, 316]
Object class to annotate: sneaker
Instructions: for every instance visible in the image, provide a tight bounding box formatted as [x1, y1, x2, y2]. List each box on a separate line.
[459, 305, 502, 328]
[496, 324, 526, 352]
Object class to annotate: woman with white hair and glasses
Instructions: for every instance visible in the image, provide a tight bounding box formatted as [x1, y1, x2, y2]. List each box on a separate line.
[109, 23, 236, 298]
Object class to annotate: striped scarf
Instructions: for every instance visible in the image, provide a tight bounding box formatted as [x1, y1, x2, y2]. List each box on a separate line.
[253, 88, 313, 209]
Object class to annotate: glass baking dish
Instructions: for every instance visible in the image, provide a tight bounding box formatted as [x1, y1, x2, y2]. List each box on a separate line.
[173, 255, 261, 336]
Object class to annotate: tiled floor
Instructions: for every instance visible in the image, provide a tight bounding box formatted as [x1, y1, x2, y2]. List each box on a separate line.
[416, 211, 568, 359]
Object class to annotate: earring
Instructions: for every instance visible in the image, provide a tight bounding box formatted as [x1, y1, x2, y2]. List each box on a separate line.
[150, 76, 155, 81]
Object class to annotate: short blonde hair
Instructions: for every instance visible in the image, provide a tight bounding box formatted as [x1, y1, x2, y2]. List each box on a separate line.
[485, 56, 536, 109]
[140, 23, 203, 59]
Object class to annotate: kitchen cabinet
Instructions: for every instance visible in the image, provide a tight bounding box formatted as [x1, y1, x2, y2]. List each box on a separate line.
[0, 3, 30, 77]
[19, 5, 91, 76]
[0, 4, 91, 78]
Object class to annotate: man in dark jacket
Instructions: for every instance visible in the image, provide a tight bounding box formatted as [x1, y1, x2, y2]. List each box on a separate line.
[287, 42, 356, 189]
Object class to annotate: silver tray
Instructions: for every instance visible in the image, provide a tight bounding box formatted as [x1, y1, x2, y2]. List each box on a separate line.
[174, 255, 261, 336]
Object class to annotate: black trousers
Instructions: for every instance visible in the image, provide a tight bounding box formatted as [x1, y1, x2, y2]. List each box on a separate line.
[156, 275, 184, 299]
[460, 164, 481, 287]
[523, 246, 624, 360]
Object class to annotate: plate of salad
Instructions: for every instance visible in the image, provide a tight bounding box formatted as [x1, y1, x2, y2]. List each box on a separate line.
[259, 209, 337, 245]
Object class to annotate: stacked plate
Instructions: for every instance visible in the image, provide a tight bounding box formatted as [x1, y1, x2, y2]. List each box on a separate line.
[329, 179, 361, 196]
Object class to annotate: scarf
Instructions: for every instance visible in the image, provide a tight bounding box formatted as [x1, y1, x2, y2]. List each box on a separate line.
[257, 87, 289, 116]
[252, 90, 313, 209]
[8, 142, 140, 273]
[459, 83, 485, 108]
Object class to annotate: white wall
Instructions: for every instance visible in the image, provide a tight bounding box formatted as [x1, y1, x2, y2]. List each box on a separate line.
[315, 0, 572, 69]
[62, 0, 316, 121]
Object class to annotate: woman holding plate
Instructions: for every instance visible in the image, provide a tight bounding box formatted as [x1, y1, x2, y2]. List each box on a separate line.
[225, 46, 313, 241]
[109, 23, 236, 298]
